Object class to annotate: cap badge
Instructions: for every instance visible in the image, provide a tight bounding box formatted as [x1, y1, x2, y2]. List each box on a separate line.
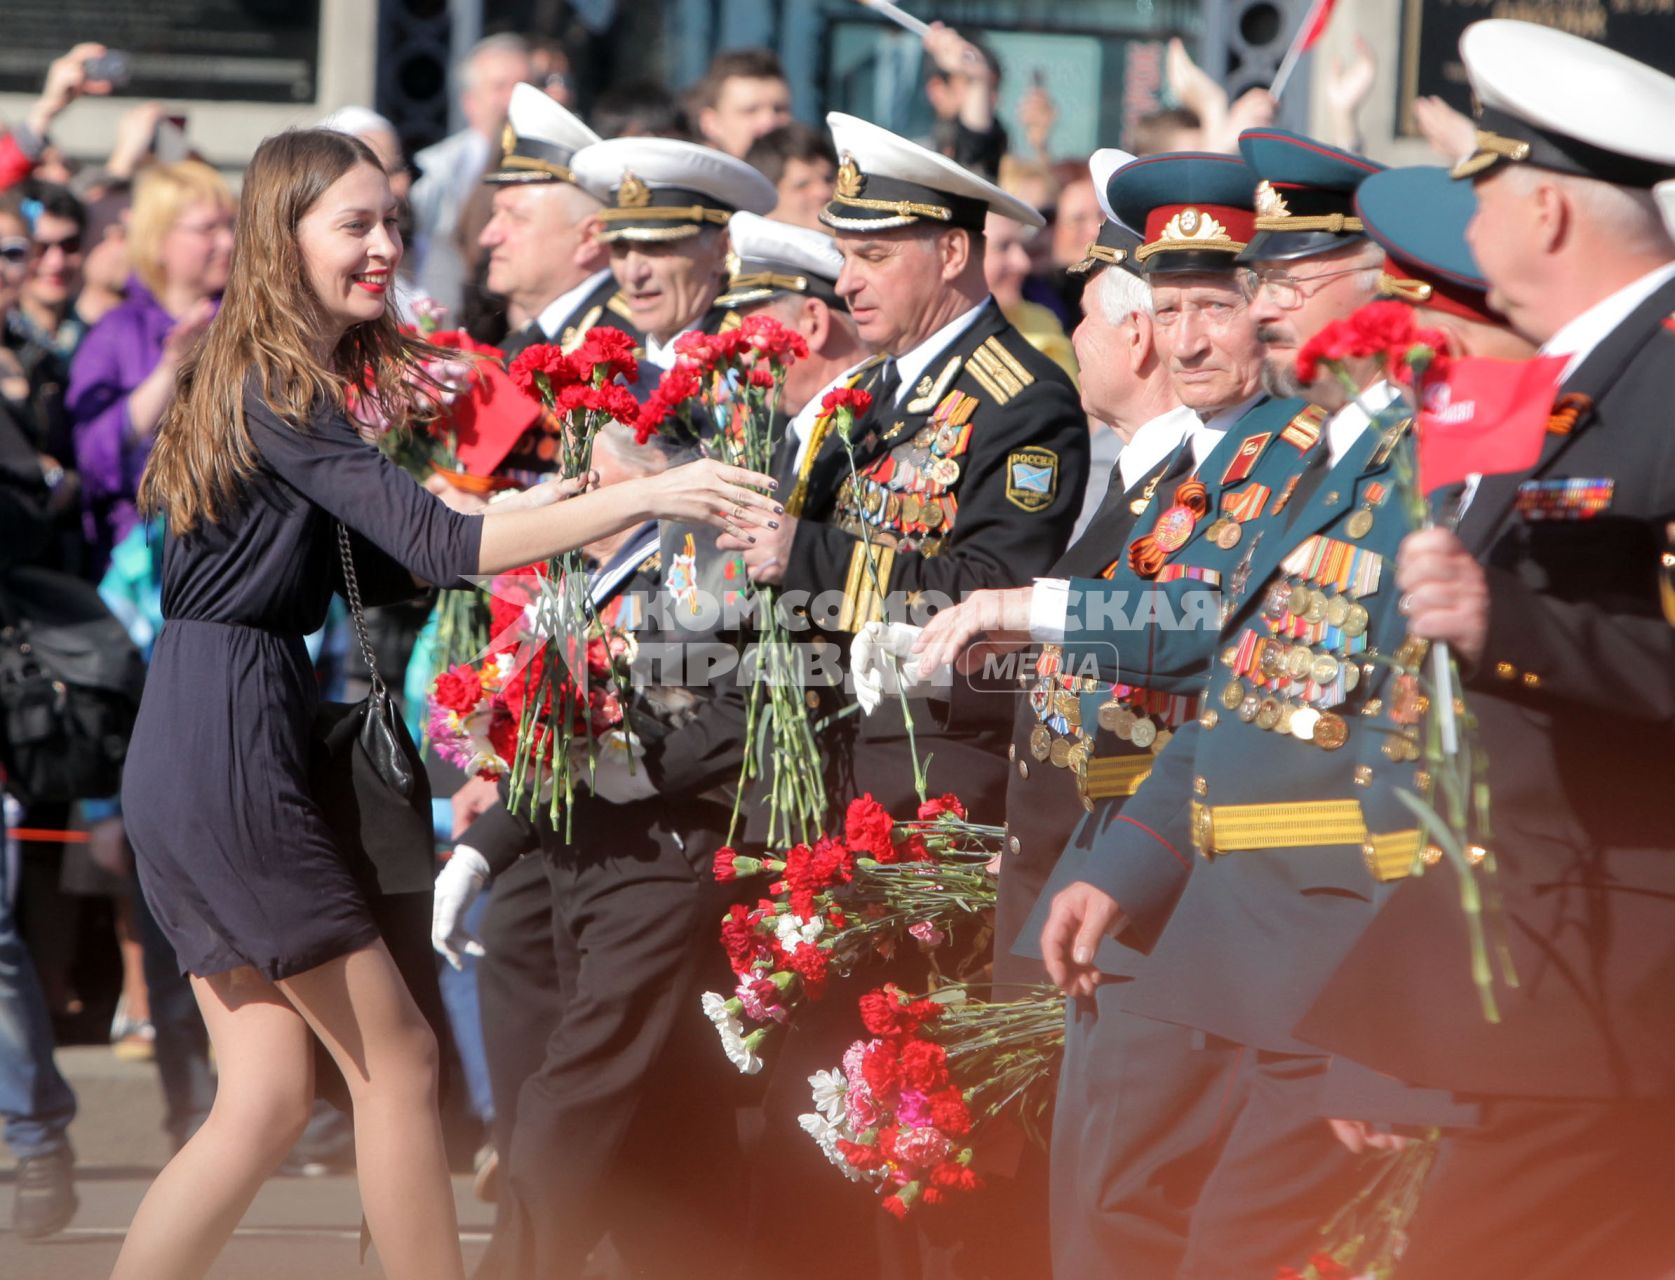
[1158, 206, 1231, 245]
[500, 122, 518, 156]
[1254, 181, 1291, 220]
[836, 154, 865, 199]
[617, 170, 652, 208]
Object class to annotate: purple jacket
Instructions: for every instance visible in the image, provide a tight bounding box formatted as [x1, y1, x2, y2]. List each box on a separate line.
[67, 280, 216, 573]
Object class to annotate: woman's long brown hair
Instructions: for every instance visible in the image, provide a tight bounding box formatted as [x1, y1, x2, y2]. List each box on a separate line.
[140, 129, 440, 533]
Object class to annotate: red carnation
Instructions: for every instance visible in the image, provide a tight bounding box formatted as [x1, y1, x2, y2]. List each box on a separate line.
[881, 1195, 909, 1219]
[929, 1160, 981, 1192]
[821, 385, 873, 419]
[928, 1086, 972, 1136]
[486, 709, 519, 766]
[786, 942, 830, 1000]
[574, 327, 638, 383]
[508, 343, 577, 399]
[898, 1039, 950, 1092]
[845, 794, 896, 862]
[895, 832, 931, 863]
[713, 847, 740, 882]
[860, 1043, 899, 1098]
[433, 664, 483, 715]
[747, 365, 775, 389]
[917, 794, 967, 822]
[719, 904, 756, 972]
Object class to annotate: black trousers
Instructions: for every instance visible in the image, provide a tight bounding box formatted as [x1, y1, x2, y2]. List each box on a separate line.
[477, 816, 744, 1280]
[1396, 1097, 1675, 1280]
[1051, 980, 1247, 1280]
[476, 853, 565, 1168]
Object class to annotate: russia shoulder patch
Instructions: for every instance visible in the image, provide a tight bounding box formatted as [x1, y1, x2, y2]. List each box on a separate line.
[1006, 447, 1059, 511]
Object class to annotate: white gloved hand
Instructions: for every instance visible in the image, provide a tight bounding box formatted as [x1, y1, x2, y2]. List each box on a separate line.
[581, 729, 659, 804]
[852, 621, 928, 715]
[432, 844, 491, 970]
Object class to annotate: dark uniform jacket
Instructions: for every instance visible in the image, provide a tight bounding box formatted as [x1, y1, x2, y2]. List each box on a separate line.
[1012, 397, 1324, 977]
[1298, 273, 1675, 1102]
[778, 300, 1090, 820]
[499, 271, 645, 362]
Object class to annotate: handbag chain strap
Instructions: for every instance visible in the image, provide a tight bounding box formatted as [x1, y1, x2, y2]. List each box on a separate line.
[335, 522, 387, 701]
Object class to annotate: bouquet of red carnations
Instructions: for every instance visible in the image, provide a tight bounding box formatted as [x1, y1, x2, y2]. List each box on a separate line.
[799, 982, 1065, 1217]
[638, 316, 829, 845]
[427, 562, 636, 792]
[500, 329, 643, 830]
[700, 793, 1001, 1074]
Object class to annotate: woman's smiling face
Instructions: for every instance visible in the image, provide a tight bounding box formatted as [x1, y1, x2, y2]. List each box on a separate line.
[295, 161, 401, 345]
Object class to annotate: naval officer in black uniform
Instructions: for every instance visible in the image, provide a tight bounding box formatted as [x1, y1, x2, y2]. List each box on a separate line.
[477, 83, 644, 363]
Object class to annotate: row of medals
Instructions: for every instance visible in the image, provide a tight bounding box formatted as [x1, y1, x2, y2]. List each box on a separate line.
[1026, 678, 1176, 817]
[1210, 579, 1375, 751]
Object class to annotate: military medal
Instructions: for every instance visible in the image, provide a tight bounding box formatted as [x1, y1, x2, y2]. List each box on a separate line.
[1221, 679, 1246, 710]
[1112, 706, 1138, 739]
[1130, 717, 1158, 748]
[1325, 594, 1350, 628]
[1255, 698, 1282, 731]
[1342, 603, 1370, 637]
[1215, 520, 1243, 550]
[1096, 699, 1124, 731]
[1346, 508, 1374, 540]
[1290, 706, 1320, 742]
[1310, 653, 1340, 685]
[1151, 503, 1198, 553]
[1238, 694, 1262, 723]
[1029, 725, 1052, 760]
[1314, 712, 1348, 750]
[1050, 737, 1072, 768]
[1130, 478, 1211, 576]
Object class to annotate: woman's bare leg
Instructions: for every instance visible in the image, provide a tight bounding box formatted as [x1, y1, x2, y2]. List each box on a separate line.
[278, 943, 465, 1280]
[111, 967, 315, 1280]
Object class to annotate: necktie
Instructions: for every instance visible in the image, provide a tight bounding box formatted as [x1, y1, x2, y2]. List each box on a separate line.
[870, 358, 902, 412]
[1284, 446, 1335, 530]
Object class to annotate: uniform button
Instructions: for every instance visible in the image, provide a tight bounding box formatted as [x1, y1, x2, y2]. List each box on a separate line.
[1199, 709, 1218, 729]
[1521, 671, 1541, 689]
[1008, 742, 1017, 762]
[1008, 835, 1022, 855]
[1494, 661, 1515, 680]
[1018, 760, 1029, 780]
[1193, 775, 1208, 797]
[1353, 764, 1372, 786]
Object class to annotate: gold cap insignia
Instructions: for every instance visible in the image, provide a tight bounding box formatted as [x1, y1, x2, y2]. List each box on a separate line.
[500, 122, 518, 156]
[836, 154, 865, 199]
[617, 170, 652, 208]
[1254, 181, 1291, 220]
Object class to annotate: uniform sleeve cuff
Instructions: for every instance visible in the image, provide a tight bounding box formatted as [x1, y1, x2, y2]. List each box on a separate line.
[1029, 577, 1069, 643]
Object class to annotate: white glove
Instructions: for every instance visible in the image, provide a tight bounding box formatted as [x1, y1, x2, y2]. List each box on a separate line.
[432, 844, 491, 970]
[581, 729, 659, 804]
[852, 621, 928, 715]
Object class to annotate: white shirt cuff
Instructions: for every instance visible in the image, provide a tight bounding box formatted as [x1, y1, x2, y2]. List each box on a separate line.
[1028, 577, 1070, 644]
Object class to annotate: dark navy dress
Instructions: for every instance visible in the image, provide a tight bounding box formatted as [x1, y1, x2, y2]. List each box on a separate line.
[122, 386, 482, 978]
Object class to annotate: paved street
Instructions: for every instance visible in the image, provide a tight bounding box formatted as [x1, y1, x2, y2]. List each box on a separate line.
[0, 1046, 495, 1279]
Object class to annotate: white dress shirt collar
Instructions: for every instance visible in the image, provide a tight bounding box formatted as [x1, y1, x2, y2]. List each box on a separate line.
[788, 361, 869, 474]
[886, 298, 992, 406]
[535, 268, 615, 341]
[1541, 262, 1675, 381]
[1325, 380, 1401, 467]
[1116, 403, 1199, 492]
[644, 325, 698, 372]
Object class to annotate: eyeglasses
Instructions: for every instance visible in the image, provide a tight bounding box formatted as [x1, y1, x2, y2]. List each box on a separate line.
[33, 235, 82, 257]
[0, 238, 29, 265]
[1240, 264, 1370, 310]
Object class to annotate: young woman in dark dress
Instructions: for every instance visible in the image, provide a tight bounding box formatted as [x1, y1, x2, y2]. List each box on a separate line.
[109, 129, 778, 1280]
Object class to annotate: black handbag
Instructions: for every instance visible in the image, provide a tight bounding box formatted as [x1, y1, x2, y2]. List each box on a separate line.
[0, 565, 146, 806]
[308, 524, 454, 1113]
[308, 522, 434, 896]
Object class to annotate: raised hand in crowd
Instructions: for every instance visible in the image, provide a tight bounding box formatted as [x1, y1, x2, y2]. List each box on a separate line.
[106, 102, 168, 181]
[1412, 93, 1479, 163]
[1324, 35, 1378, 152]
[123, 296, 216, 446]
[26, 42, 117, 141]
[1017, 80, 1058, 161]
[923, 21, 999, 133]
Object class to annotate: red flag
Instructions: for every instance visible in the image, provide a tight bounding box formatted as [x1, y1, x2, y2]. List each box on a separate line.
[452, 359, 545, 475]
[1416, 354, 1568, 495]
[1296, 0, 1338, 53]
